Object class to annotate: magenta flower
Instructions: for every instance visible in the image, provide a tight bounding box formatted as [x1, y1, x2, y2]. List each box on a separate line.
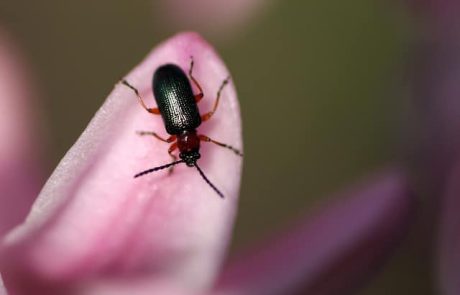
[0, 32, 414, 294]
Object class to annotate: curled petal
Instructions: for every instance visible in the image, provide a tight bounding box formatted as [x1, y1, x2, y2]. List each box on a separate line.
[213, 168, 414, 295]
[1, 32, 243, 294]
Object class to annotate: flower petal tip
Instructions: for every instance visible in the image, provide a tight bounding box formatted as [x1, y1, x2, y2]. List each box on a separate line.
[1, 32, 242, 294]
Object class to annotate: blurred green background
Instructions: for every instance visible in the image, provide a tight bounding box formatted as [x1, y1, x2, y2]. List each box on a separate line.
[0, 1, 433, 294]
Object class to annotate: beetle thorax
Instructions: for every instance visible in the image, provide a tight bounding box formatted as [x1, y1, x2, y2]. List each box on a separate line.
[178, 130, 201, 166]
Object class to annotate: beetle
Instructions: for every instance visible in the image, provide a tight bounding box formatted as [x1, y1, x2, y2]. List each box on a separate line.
[121, 57, 242, 198]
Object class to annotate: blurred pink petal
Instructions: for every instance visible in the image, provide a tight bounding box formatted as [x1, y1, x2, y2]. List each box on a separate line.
[213, 168, 414, 295]
[0, 29, 43, 237]
[0, 274, 5, 295]
[405, 1, 460, 292]
[406, 0, 460, 190]
[406, 0, 460, 34]
[439, 160, 460, 295]
[155, 0, 271, 39]
[0, 32, 243, 294]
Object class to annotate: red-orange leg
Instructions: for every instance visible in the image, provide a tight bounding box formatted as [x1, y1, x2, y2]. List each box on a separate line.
[138, 131, 178, 174]
[201, 76, 230, 122]
[199, 135, 243, 156]
[188, 57, 204, 102]
[168, 143, 178, 174]
[121, 79, 160, 114]
[137, 131, 176, 143]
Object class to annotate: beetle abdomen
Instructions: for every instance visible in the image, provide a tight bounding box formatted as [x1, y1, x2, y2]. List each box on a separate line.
[153, 64, 201, 135]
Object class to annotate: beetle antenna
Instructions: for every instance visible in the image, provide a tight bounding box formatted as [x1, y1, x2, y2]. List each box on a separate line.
[134, 160, 184, 178]
[194, 163, 224, 198]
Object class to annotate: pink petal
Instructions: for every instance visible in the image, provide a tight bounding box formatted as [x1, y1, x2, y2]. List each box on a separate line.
[404, 3, 460, 291]
[0, 29, 43, 237]
[438, 160, 460, 294]
[403, 2, 460, 292]
[212, 168, 413, 295]
[405, 0, 460, 192]
[0, 273, 5, 295]
[0, 32, 243, 294]
[154, 0, 271, 39]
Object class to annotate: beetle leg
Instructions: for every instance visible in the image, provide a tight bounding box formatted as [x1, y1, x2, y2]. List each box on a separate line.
[168, 143, 178, 174]
[188, 56, 204, 102]
[201, 76, 230, 122]
[136, 131, 176, 143]
[199, 134, 243, 157]
[120, 79, 160, 114]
